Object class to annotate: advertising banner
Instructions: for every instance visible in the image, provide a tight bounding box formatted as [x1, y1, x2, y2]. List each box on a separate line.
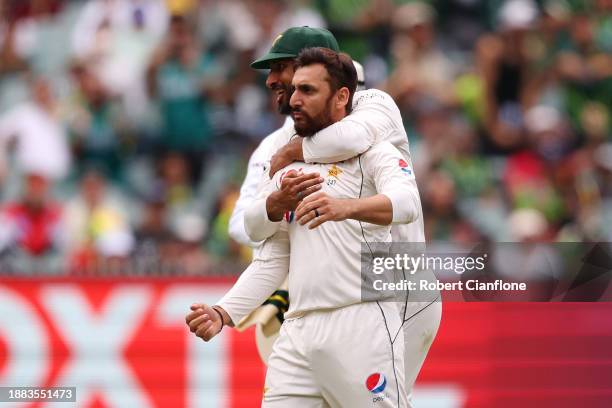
[1, 278, 611, 407]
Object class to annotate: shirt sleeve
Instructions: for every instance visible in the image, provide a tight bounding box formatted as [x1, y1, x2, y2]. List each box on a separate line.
[228, 139, 270, 247]
[230, 123, 292, 245]
[362, 142, 422, 224]
[302, 89, 401, 163]
[243, 174, 282, 242]
[216, 228, 289, 324]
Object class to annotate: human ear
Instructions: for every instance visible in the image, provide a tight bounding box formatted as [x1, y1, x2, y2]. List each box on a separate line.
[336, 87, 349, 109]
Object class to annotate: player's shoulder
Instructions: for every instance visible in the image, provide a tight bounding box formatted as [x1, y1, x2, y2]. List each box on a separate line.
[248, 133, 276, 166]
[352, 88, 399, 111]
[363, 141, 415, 179]
[271, 117, 296, 145]
[256, 131, 280, 153]
[253, 117, 295, 159]
[267, 117, 294, 141]
[362, 140, 401, 159]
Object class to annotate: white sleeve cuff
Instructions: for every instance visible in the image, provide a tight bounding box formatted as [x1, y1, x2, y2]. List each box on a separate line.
[215, 300, 241, 327]
[383, 190, 418, 224]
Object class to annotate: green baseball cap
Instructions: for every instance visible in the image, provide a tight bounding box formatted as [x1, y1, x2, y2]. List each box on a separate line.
[250, 26, 340, 69]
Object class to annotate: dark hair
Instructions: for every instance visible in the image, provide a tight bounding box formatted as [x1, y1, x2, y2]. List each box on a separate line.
[295, 47, 357, 113]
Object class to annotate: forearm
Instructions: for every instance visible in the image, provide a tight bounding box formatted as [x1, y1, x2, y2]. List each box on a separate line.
[345, 180, 421, 226]
[216, 231, 289, 324]
[344, 194, 393, 225]
[299, 90, 403, 164]
[274, 116, 374, 167]
[302, 119, 372, 163]
[281, 138, 304, 162]
[343, 191, 419, 227]
[217, 259, 287, 325]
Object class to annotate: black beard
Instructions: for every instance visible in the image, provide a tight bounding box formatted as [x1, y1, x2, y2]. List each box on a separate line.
[274, 84, 293, 115]
[279, 102, 291, 115]
[292, 108, 333, 137]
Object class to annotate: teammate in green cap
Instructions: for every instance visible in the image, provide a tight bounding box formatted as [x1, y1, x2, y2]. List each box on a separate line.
[251, 26, 340, 70]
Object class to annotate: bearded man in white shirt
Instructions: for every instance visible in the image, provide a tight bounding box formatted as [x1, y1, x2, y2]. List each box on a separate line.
[187, 27, 441, 407]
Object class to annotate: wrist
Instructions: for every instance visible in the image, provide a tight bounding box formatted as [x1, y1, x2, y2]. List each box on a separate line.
[266, 192, 285, 221]
[211, 307, 224, 334]
[343, 199, 358, 220]
[212, 305, 232, 329]
[289, 138, 304, 161]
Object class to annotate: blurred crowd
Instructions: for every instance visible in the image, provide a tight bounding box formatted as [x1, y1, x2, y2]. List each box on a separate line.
[0, 0, 610, 276]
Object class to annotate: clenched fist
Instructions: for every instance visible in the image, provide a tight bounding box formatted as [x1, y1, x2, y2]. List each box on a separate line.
[185, 303, 226, 342]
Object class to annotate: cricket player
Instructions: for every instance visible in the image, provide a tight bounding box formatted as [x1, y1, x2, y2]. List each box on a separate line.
[227, 53, 367, 363]
[187, 27, 441, 405]
[225, 27, 347, 362]
[225, 28, 368, 363]
[189, 47, 417, 407]
[257, 47, 417, 406]
[226, 61, 366, 363]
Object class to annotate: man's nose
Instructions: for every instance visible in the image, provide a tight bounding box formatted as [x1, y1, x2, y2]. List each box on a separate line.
[289, 91, 301, 108]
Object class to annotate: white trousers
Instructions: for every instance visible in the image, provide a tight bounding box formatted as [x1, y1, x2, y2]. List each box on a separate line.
[262, 301, 408, 408]
[261, 299, 441, 407]
[401, 300, 442, 407]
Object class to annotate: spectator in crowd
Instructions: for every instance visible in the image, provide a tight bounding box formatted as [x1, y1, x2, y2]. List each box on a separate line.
[478, 0, 539, 153]
[66, 61, 125, 180]
[557, 9, 612, 136]
[0, 173, 65, 273]
[3, 0, 73, 76]
[132, 193, 174, 272]
[385, 2, 456, 111]
[440, 115, 494, 199]
[152, 152, 197, 212]
[63, 168, 134, 272]
[72, 0, 167, 63]
[169, 211, 211, 275]
[0, 1, 29, 75]
[146, 13, 222, 179]
[422, 169, 480, 243]
[0, 0, 610, 276]
[0, 0, 66, 75]
[0, 77, 71, 185]
[71, 0, 168, 127]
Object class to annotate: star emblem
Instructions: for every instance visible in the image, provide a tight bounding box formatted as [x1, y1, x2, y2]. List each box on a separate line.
[327, 164, 343, 179]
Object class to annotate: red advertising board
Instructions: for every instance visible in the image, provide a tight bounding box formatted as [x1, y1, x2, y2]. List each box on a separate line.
[1, 278, 611, 407]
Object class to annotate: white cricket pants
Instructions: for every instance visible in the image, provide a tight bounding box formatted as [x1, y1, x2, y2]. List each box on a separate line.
[262, 301, 408, 408]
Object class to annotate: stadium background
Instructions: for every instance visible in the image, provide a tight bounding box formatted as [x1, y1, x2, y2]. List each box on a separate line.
[0, 0, 611, 406]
